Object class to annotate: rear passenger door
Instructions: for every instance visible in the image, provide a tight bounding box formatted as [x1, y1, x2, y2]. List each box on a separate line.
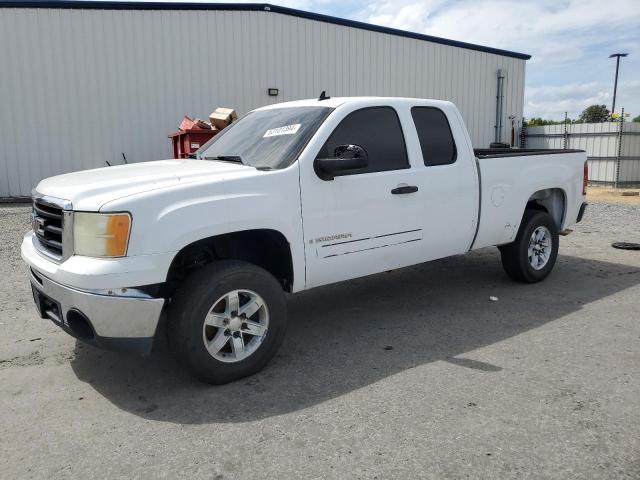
[300, 106, 425, 288]
[409, 106, 478, 259]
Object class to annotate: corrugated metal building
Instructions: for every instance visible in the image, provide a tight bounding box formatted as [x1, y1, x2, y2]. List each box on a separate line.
[0, 1, 530, 198]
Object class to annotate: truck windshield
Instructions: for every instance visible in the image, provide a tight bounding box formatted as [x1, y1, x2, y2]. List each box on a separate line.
[198, 106, 333, 170]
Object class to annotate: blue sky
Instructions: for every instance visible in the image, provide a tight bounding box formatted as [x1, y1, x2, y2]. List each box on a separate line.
[111, 0, 639, 119]
[218, 0, 640, 120]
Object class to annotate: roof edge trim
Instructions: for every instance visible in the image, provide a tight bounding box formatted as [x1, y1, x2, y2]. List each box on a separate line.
[0, 1, 532, 60]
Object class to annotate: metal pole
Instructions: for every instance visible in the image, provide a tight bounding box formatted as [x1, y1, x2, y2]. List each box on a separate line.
[612, 56, 620, 115]
[494, 69, 504, 143]
[563, 112, 568, 149]
[609, 53, 628, 117]
[615, 108, 624, 188]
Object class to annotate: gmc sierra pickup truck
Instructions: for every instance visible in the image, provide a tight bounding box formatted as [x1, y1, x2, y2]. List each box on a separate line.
[22, 97, 588, 384]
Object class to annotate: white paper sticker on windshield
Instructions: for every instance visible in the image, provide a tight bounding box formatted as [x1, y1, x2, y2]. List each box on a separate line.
[263, 124, 301, 138]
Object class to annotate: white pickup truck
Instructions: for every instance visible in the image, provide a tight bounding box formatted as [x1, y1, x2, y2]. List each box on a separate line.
[22, 96, 588, 383]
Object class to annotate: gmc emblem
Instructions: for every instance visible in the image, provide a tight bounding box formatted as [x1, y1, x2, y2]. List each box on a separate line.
[33, 216, 46, 235]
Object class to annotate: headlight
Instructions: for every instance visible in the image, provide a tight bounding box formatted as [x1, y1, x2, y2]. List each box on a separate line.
[73, 212, 131, 257]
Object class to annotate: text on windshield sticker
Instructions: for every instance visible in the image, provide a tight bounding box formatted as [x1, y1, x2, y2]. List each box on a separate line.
[263, 124, 301, 138]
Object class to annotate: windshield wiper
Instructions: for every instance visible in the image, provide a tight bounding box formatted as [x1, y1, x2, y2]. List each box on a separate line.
[202, 155, 244, 164]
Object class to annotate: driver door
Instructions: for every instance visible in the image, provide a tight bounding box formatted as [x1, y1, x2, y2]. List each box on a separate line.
[299, 106, 424, 288]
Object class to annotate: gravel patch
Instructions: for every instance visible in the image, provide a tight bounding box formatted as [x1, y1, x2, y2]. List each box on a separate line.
[0, 204, 31, 275]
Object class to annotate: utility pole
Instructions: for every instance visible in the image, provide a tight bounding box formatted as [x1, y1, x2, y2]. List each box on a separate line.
[609, 53, 628, 116]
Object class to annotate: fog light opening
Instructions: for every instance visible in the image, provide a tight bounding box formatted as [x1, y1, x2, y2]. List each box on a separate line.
[66, 309, 95, 340]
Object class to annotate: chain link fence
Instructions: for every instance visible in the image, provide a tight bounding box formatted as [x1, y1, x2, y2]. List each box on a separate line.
[522, 110, 640, 188]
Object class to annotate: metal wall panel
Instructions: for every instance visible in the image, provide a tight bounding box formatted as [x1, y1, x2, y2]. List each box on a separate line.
[0, 7, 526, 197]
[525, 122, 640, 186]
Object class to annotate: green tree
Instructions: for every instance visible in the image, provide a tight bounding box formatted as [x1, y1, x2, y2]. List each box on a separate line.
[527, 117, 567, 126]
[633, 115, 640, 122]
[578, 104, 610, 123]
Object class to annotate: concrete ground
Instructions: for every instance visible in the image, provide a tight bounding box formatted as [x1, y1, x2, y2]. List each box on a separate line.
[587, 186, 640, 205]
[1, 199, 639, 479]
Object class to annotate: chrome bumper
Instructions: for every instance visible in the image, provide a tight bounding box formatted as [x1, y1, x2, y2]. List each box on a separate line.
[29, 269, 165, 354]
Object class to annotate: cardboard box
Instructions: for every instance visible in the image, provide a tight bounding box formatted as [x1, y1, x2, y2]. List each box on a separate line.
[178, 115, 197, 131]
[209, 107, 238, 130]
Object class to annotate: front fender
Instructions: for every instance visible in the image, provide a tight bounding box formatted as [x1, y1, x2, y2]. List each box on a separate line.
[101, 166, 306, 291]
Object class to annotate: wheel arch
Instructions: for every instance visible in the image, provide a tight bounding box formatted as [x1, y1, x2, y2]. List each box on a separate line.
[165, 229, 294, 295]
[524, 188, 567, 230]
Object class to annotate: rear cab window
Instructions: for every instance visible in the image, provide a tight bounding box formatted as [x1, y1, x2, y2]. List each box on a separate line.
[411, 107, 457, 166]
[316, 106, 409, 175]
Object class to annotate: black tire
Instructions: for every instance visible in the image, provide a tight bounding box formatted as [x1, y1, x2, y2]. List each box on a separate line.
[499, 210, 559, 283]
[167, 260, 287, 384]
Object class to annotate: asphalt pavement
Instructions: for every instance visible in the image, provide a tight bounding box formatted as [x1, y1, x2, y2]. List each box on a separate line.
[1, 201, 639, 479]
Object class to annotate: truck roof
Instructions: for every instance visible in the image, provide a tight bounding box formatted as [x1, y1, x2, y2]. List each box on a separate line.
[255, 96, 455, 110]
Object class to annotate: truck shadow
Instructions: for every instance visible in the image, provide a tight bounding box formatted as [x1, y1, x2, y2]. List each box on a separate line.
[70, 249, 640, 424]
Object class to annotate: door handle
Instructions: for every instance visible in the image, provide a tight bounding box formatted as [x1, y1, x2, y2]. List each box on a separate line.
[391, 185, 418, 195]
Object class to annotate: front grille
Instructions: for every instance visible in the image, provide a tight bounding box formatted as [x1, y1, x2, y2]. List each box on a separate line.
[32, 198, 64, 258]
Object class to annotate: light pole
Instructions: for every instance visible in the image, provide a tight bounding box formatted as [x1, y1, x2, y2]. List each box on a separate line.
[609, 53, 628, 116]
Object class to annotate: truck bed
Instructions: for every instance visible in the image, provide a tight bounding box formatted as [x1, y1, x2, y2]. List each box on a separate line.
[471, 149, 587, 250]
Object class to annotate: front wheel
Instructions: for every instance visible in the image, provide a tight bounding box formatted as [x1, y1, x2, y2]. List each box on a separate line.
[499, 210, 559, 283]
[168, 260, 287, 384]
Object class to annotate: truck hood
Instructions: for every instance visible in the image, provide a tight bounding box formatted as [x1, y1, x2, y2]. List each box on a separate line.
[35, 159, 256, 211]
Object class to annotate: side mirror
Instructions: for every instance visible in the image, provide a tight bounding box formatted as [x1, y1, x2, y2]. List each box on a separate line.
[314, 144, 368, 180]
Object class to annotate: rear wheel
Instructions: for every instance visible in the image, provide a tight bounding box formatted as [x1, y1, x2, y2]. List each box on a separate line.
[499, 210, 559, 283]
[168, 260, 287, 384]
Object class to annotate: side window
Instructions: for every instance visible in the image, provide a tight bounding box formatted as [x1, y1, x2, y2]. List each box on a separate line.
[411, 107, 457, 166]
[317, 106, 409, 174]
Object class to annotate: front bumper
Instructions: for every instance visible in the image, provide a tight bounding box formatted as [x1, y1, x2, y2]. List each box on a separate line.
[29, 268, 165, 354]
